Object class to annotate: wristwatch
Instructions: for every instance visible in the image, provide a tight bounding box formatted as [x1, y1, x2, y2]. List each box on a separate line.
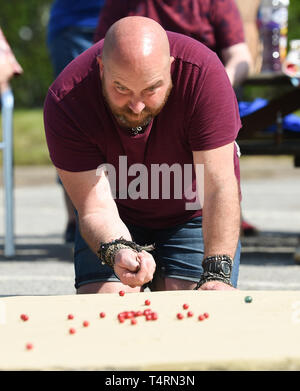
[202, 255, 233, 279]
[194, 254, 233, 290]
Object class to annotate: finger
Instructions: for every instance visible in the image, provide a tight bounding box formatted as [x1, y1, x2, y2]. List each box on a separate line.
[134, 255, 141, 272]
[116, 261, 145, 286]
[200, 281, 237, 291]
[119, 271, 144, 287]
[135, 258, 155, 284]
[136, 252, 156, 274]
[118, 253, 140, 272]
[121, 259, 153, 287]
[127, 259, 140, 272]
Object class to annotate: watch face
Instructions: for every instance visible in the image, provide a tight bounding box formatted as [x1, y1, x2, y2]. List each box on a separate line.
[220, 261, 231, 277]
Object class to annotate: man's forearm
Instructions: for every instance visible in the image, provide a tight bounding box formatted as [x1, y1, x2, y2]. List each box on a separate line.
[225, 61, 250, 88]
[202, 179, 241, 259]
[78, 208, 132, 255]
[222, 43, 252, 88]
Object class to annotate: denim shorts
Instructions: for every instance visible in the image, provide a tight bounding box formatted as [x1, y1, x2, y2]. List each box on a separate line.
[74, 217, 241, 289]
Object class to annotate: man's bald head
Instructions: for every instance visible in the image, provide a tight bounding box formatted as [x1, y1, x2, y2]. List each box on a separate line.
[98, 17, 174, 129]
[102, 16, 171, 68]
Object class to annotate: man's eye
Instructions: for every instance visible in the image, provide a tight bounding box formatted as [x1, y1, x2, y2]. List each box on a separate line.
[147, 87, 156, 92]
[116, 85, 128, 92]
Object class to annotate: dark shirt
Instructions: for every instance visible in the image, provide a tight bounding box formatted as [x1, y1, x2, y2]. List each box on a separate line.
[44, 31, 241, 228]
[94, 0, 245, 59]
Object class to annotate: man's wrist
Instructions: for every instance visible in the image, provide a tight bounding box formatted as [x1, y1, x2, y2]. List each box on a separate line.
[97, 237, 155, 268]
[194, 254, 234, 290]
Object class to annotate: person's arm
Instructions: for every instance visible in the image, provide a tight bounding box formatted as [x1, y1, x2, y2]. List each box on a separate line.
[57, 167, 156, 287]
[210, 0, 252, 87]
[192, 142, 241, 290]
[221, 42, 253, 87]
[0, 55, 14, 84]
[0, 27, 23, 90]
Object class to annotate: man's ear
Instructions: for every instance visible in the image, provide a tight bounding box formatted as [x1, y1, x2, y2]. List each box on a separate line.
[96, 55, 104, 78]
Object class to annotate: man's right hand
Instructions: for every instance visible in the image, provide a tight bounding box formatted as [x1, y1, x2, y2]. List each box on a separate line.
[114, 249, 156, 288]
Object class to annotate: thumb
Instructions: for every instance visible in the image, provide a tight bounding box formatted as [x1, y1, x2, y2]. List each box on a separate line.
[124, 251, 141, 272]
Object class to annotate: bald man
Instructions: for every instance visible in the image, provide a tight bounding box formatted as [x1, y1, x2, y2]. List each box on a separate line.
[93, 0, 256, 237]
[44, 16, 241, 294]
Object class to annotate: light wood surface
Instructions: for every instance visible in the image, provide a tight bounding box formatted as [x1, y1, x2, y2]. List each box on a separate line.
[1, 290, 300, 370]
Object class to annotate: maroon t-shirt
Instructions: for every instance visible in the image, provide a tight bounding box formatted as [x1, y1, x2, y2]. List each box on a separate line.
[44, 31, 241, 228]
[94, 0, 245, 58]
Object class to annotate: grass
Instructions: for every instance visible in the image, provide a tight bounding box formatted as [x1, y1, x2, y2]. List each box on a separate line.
[0, 108, 51, 166]
[1, 106, 300, 167]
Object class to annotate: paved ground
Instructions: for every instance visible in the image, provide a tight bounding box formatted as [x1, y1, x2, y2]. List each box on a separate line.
[0, 156, 300, 297]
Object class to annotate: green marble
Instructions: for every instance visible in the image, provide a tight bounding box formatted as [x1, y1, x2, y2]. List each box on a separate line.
[244, 295, 253, 303]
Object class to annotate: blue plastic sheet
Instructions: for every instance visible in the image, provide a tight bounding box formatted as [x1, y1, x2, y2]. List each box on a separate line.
[238, 98, 300, 132]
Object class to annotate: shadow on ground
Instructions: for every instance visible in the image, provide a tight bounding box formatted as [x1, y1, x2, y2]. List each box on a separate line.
[1, 231, 299, 266]
[241, 230, 299, 266]
[0, 234, 73, 262]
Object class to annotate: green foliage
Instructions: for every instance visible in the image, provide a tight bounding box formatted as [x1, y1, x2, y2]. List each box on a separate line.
[0, 0, 54, 108]
[0, 108, 51, 165]
[288, 0, 300, 42]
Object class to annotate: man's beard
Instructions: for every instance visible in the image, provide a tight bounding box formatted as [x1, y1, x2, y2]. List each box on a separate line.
[102, 77, 173, 128]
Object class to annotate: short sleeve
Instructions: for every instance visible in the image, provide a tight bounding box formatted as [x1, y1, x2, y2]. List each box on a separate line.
[44, 89, 105, 172]
[187, 52, 241, 151]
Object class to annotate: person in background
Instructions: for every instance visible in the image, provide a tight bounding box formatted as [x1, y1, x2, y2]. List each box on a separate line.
[0, 27, 23, 90]
[47, 0, 105, 244]
[93, 0, 257, 236]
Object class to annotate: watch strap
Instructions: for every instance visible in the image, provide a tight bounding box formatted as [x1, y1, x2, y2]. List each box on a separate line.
[194, 254, 233, 290]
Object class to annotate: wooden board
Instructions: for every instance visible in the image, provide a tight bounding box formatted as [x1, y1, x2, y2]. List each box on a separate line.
[1, 290, 300, 370]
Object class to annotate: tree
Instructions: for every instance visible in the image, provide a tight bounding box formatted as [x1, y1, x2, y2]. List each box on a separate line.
[0, 0, 54, 108]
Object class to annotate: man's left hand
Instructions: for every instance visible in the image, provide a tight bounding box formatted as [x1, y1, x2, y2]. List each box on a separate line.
[199, 280, 237, 290]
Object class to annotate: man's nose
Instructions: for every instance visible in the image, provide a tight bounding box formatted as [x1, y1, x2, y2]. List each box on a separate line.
[128, 99, 145, 114]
